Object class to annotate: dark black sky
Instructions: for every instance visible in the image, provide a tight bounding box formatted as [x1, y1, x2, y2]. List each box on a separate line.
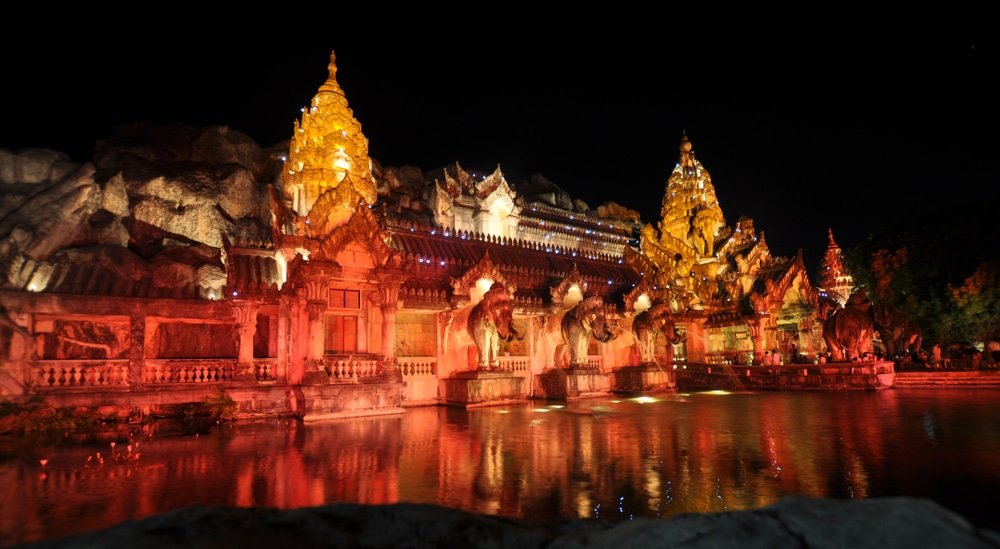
[2, 24, 994, 273]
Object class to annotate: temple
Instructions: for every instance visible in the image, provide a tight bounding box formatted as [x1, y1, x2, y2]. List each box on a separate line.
[0, 51, 856, 418]
[817, 228, 855, 306]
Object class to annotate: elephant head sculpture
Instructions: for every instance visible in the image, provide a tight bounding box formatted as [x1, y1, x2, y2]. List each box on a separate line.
[823, 290, 875, 362]
[631, 301, 684, 364]
[467, 283, 522, 369]
[561, 295, 615, 367]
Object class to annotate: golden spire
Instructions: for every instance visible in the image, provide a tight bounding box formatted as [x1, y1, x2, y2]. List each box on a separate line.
[318, 51, 345, 96]
[284, 50, 376, 232]
[639, 132, 729, 297]
[655, 133, 726, 255]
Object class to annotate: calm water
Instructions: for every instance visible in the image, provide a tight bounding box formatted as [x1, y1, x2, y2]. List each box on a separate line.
[3, 389, 1000, 545]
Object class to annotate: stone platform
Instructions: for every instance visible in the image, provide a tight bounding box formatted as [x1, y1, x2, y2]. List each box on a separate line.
[299, 381, 406, 421]
[677, 361, 895, 391]
[534, 366, 610, 400]
[443, 370, 525, 407]
[612, 364, 676, 394]
[893, 370, 1000, 389]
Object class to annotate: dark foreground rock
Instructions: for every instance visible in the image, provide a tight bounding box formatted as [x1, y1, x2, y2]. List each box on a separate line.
[25, 497, 1000, 548]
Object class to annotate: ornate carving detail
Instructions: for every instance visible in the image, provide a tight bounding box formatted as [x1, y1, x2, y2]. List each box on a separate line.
[306, 301, 327, 322]
[745, 251, 818, 316]
[623, 278, 656, 312]
[230, 300, 259, 327]
[375, 267, 409, 307]
[549, 263, 588, 308]
[450, 251, 516, 298]
[313, 205, 402, 268]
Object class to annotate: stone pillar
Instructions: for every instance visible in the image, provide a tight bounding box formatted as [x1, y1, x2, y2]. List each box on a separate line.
[231, 300, 259, 381]
[301, 278, 329, 369]
[684, 319, 707, 364]
[4, 311, 33, 392]
[504, 214, 520, 239]
[762, 314, 778, 356]
[306, 300, 326, 365]
[381, 302, 397, 360]
[527, 316, 542, 374]
[277, 297, 290, 383]
[128, 314, 146, 388]
[747, 320, 764, 363]
[798, 315, 815, 356]
[375, 268, 408, 381]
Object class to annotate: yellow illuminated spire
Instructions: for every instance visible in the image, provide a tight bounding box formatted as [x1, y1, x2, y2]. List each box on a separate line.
[656, 133, 726, 257]
[639, 133, 729, 301]
[284, 50, 376, 232]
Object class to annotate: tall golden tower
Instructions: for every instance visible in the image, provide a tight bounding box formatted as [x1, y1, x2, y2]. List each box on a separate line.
[640, 133, 728, 284]
[657, 132, 726, 258]
[284, 51, 376, 232]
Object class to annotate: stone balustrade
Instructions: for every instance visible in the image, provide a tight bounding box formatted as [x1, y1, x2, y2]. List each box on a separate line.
[496, 356, 529, 372]
[399, 357, 436, 377]
[144, 360, 235, 384]
[254, 359, 276, 381]
[31, 360, 130, 388]
[586, 356, 603, 369]
[324, 358, 381, 381]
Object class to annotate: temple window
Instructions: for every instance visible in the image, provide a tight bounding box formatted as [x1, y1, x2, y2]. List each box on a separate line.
[329, 289, 361, 309]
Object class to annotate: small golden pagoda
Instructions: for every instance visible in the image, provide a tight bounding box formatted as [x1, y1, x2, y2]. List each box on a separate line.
[284, 51, 376, 234]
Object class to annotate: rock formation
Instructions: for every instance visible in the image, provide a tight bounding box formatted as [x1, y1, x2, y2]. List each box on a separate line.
[0, 124, 273, 296]
[32, 498, 1000, 549]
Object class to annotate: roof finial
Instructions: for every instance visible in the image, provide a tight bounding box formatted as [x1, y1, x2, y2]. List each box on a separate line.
[827, 228, 837, 246]
[679, 131, 695, 168]
[319, 50, 344, 95]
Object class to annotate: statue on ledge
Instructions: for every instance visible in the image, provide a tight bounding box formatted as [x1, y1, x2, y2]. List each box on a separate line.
[631, 302, 685, 364]
[561, 295, 615, 367]
[467, 283, 521, 369]
[822, 289, 875, 362]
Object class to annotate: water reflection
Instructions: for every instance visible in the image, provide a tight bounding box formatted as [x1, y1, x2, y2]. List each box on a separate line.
[3, 390, 1000, 546]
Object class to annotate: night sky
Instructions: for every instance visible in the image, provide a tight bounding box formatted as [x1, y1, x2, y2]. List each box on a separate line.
[2, 28, 994, 273]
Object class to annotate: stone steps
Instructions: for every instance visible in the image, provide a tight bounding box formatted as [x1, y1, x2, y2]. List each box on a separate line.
[893, 371, 1000, 388]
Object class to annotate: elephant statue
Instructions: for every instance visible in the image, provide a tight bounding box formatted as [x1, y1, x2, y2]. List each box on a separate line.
[467, 283, 521, 369]
[632, 302, 685, 364]
[823, 290, 875, 362]
[873, 302, 922, 359]
[561, 295, 615, 367]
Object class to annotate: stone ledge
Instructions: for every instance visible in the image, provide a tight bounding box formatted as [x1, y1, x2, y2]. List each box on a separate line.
[25, 497, 1000, 548]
